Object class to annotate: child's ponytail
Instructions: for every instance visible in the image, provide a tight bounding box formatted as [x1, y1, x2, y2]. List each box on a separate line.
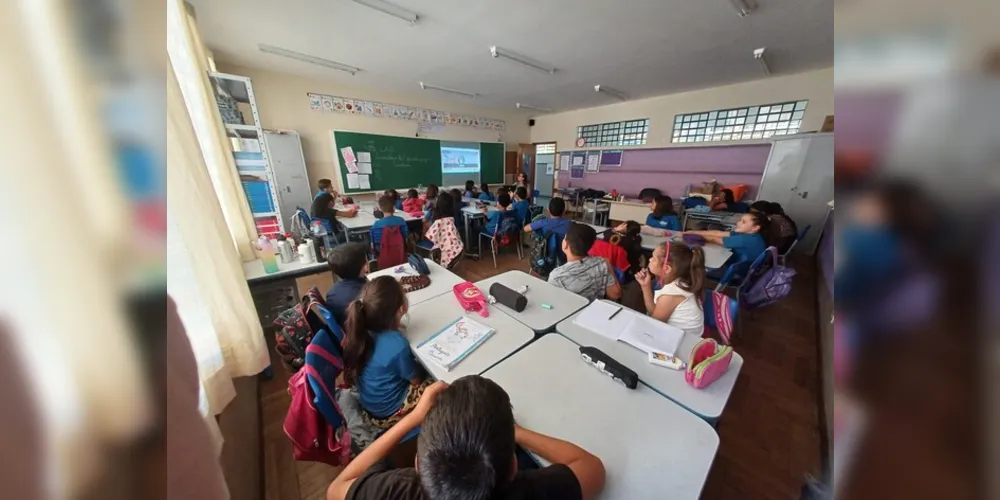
[689, 247, 706, 305]
[341, 276, 408, 387]
[342, 300, 372, 387]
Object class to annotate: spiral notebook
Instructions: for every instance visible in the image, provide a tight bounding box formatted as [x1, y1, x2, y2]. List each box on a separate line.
[416, 317, 495, 371]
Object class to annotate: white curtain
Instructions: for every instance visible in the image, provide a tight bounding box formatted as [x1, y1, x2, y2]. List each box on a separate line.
[168, 0, 259, 262]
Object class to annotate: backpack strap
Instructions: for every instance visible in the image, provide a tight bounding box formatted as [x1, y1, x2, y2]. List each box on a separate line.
[303, 364, 337, 408]
[306, 343, 344, 370]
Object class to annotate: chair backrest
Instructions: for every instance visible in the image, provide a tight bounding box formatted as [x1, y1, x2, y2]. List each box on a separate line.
[304, 329, 346, 427]
[782, 224, 812, 256]
[376, 225, 407, 269]
[738, 246, 777, 293]
[703, 289, 738, 345]
[716, 246, 771, 291]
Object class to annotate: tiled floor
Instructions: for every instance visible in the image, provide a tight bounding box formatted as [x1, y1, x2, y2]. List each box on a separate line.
[261, 249, 824, 499]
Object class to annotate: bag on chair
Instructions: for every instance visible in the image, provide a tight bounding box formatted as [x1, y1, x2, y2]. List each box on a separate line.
[685, 338, 733, 389]
[743, 247, 796, 309]
[284, 359, 352, 466]
[377, 225, 407, 269]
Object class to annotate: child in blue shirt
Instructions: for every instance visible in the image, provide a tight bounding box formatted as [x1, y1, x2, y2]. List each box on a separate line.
[342, 276, 430, 429]
[324, 242, 369, 327]
[478, 183, 494, 202]
[511, 186, 531, 225]
[482, 192, 512, 235]
[371, 195, 408, 249]
[523, 197, 572, 237]
[463, 180, 478, 199]
[685, 211, 769, 264]
[646, 195, 681, 230]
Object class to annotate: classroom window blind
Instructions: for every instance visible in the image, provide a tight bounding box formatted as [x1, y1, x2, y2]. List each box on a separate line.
[576, 119, 649, 147]
[671, 100, 807, 143]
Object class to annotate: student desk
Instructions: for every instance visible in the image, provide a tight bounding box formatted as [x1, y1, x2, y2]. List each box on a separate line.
[460, 204, 500, 258]
[404, 298, 534, 383]
[338, 210, 420, 237]
[474, 271, 589, 333]
[556, 300, 743, 423]
[483, 334, 719, 500]
[243, 257, 328, 284]
[366, 258, 465, 306]
[588, 224, 733, 270]
[681, 210, 740, 231]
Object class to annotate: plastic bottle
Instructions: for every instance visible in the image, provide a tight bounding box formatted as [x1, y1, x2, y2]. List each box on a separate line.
[258, 236, 280, 273]
[298, 241, 314, 264]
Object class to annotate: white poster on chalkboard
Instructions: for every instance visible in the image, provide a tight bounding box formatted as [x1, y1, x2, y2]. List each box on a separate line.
[346, 173, 360, 189]
[359, 175, 371, 190]
[358, 162, 372, 174]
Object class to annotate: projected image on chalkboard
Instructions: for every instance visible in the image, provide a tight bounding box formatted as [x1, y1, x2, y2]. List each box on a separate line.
[441, 141, 481, 186]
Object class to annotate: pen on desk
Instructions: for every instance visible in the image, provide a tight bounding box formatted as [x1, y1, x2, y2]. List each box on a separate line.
[608, 307, 622, 320]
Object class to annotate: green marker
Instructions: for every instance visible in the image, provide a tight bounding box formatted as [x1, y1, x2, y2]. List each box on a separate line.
[541, 303, 553, 310]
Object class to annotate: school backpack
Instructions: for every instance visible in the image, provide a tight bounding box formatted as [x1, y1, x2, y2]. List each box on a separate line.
[271, 288, 331, 371]
[497, 212, 520, 246]
[529, 230, 565, 277]
[743, 247, 796, 309]
[376, 224, 407, 269]
[283, 332, 352, 466]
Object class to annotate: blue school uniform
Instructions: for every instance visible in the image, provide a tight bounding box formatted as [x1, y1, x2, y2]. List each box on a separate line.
[371, 215, 408, 246]
[646, 213, 681, 230]
[723, 232, 767, 263]
[357, 329, 419, 418]
[483, 210, 504, 235]
[512, 199, 530, 225]
[464, 190, 476, 199]
[478, 192, 493, 202]
[528, 217, 573, 237]
[324, 278, 365, 326]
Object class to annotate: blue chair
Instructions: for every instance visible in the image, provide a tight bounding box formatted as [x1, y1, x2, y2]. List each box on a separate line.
[479, 211, 522, 268]
[729, 202, 751, 213]
[780, 224, 812, 264]
[714, 247, 771, 293]
[703, 289, 740, 345]
[304, 329, 344, 427]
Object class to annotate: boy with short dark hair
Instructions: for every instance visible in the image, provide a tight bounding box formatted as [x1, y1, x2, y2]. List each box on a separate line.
[523, 197, 572, 237]
[482, 192, 513, 235]
[326, 376, 605, 500]
[372, 195, 409, 249]
[325, 242, 369, 326]
[316, 178, 337, 199]
[548, 223, 621, 301]
[511, 187, 531, 224]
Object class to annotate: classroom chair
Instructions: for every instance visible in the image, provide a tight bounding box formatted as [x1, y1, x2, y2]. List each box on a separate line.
[714, 246, 775, 303]
[703, 289, 739, 345]
[479, 211, 522, 268]
[779, 224, 812, 264]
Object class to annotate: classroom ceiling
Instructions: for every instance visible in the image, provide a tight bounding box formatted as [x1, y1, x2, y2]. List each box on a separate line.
[190, 0, 833, 114]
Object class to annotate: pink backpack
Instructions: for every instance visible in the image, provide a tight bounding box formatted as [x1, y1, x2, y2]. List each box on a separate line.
[684, 338, 734, 389]
[282, 355, 351, 466]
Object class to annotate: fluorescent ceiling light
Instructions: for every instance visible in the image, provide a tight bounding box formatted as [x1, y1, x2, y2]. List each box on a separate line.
[353, 0, 419, 24]
[516, 103, 552, 112]
[753, 47, 770, 76]
[729, 0, 757, 17]
[419, 81, 478, 98]
[594, 85, 628, 101]
[490, 46, 556, 74]
[258, 44, 360, 75]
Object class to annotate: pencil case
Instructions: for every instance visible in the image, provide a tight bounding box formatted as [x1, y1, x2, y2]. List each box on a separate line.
[453, 282, 489, 318]
[684, 339, 733, 389]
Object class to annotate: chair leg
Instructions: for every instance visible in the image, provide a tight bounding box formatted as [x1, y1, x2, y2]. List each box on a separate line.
[491, 240, 498, 268]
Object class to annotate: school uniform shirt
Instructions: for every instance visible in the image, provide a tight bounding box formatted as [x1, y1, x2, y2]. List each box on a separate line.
[527, 217, 573, 237]
[478, 192, 494, 202]
[547, 256, 617, 301]
[723, 231, 767, 263]
[372, 215, 409, 246]
[325, 278, 366, 326]
[346, 460, 582, 500]
[483, 209, 504, 235]
[652, 279, 705, 337]
[512, 199, 531, 224]
[357, 330, 419, 418]
[464, 190, 477, 199]
[402, 197, 424, 213]
[645, 213, 681, 231]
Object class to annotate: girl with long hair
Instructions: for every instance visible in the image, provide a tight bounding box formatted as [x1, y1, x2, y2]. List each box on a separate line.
[635, 242, 707, 336]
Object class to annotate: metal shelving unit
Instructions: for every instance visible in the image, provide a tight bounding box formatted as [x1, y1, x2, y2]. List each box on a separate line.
[209, 71, 285, 237]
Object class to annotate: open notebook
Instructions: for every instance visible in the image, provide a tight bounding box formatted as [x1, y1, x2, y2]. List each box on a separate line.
[572, 301, 684, 356]
[416, 317, 495, 371]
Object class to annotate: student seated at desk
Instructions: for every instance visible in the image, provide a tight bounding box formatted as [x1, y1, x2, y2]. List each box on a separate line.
[686, 212, 769, 265]
[609, 221, 644, 273]
[384, 189, 403, 210]
[464, 180, 478, 199]
[402, 189, 424, 213]
[646, 195, 681, 230]
[479, 183, 494, 202]
[635, 242, 706, 336]
[511, 187, 531, 225]
[372, 195, 409, 250]
[548, 223, 621, 301]
[751, 200, 798, 254]
[311, 192, 357, 234]
[326, 375, 606, 500]
[315, 178, 336, 199]
[325, 243, 369, 327]
[423, 184, 439, 209]
[523, 197, 572, 237]
[709, 188, 735, 212]
[342, 276, 431, 430]
[482, 192, 513, 235]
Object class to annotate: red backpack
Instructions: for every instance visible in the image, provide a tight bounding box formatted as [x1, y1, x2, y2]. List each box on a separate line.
[377, 224, 407, 269]
[283, 343, 351, 466]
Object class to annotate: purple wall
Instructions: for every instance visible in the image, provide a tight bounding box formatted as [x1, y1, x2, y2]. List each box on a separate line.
[564, 144, 772, 199]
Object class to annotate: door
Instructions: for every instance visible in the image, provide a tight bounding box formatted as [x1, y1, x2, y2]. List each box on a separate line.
[517, 143, 535, 189]
[786, 134, 834, 253]
[534, 153, 555, 196]
[756, 137, 809, 207]
[263, 131, 312, 226]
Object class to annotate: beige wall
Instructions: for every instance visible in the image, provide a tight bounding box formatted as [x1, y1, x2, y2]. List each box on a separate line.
[530, 67, 834, 150]
[217, 63, 533, 191]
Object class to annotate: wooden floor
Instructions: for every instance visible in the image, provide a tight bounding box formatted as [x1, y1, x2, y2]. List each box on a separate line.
[260, 248, 824, 500]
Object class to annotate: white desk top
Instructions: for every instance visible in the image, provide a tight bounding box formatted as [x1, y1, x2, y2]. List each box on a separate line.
[483, 334, 718, 500]
[475, 271, 589, 332]
[243, 257, 328, 283]
[460, 205, 498, 216]
[556, 300, 743, 421]
[588, 224, 733, 269]
[366, 258, 465, 306]
[338, 210, 420, 231]
[403, 298, 534, 383]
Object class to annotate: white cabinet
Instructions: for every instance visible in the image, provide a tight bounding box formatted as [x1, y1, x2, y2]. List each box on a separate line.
[263, 130, 312, 227]
[757, 133, 834, 255]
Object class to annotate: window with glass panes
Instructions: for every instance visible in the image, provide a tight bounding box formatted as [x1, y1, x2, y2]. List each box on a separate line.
[577, 119, 649, 147]
[671, 101, 807, 143]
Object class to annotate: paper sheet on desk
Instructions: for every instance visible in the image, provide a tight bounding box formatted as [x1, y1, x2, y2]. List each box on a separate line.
[572, 301, 631, 340]
[617, 315, 683, 356]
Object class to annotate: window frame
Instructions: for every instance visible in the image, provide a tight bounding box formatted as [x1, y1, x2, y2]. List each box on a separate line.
[671, 101, 807, 144]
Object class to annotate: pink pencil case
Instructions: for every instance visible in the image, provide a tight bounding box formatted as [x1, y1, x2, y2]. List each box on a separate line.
[684, 339, 733, 389]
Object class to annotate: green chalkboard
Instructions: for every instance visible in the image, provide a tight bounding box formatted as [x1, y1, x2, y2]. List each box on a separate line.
[333, 131, 505, 193]
[333, 131, 442, 192]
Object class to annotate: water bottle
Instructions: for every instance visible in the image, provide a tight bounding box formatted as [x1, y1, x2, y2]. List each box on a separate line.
[258, 236, 280, 274]
[275, 235, 294, 263]
[311, 220, 327, 237]
[298, 241, 314, 264]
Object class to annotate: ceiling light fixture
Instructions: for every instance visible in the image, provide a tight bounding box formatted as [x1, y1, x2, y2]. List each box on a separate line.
[753, 47, 770, 76]
[729, 0, 757, 17]
[258, 44, 361, 74]
[490, 46, 557, 74]
[594, 85, 628, 101]
[419, 81, 478, 98]
[516, 103, 552, 112]
[353, 0, 419, 24]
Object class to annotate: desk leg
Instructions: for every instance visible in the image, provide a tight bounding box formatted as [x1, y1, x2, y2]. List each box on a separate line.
[463, 212, 474, 258]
